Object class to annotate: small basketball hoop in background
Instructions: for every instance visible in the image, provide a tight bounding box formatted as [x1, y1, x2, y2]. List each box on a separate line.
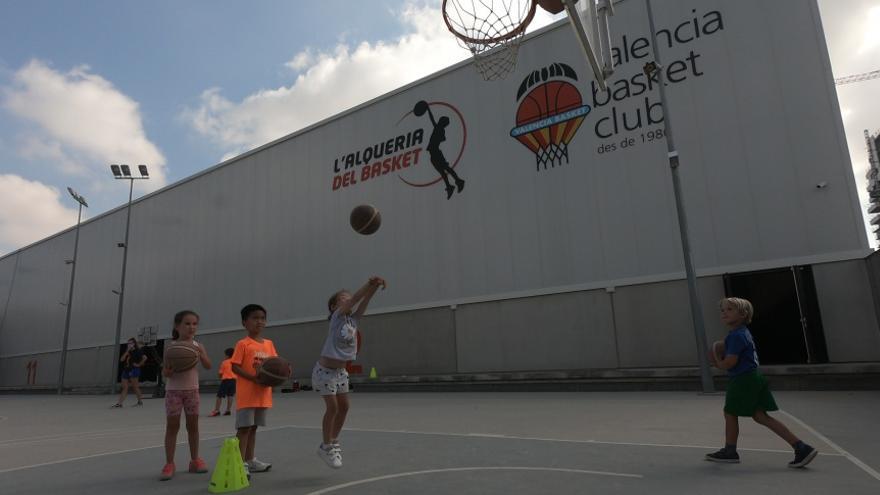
[137, 325, 158, 347]
[442, 0, 538, 81]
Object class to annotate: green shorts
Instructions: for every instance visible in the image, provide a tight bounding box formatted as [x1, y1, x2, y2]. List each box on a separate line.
[724, 370, 778, 417]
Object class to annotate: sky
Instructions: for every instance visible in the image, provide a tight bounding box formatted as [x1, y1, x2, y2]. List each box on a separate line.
[0, 0, 878, 256]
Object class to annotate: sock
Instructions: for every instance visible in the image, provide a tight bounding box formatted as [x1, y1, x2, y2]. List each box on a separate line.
[724, 443, 737, 453]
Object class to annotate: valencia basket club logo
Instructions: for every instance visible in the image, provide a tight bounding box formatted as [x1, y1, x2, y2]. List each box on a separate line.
[510, 63, 590, 170]
[331, 100, 467, 201]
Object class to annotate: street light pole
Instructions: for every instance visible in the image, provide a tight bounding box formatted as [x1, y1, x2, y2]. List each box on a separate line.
[109, 164, 149, 394]
[58, 188, 88, 395]
[644, 0, 714, 393]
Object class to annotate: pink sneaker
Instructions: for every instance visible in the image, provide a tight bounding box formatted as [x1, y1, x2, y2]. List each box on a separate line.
[209, 410, 220, 417]
[159, 463, 175, 481]
[189, 458, 209, 473]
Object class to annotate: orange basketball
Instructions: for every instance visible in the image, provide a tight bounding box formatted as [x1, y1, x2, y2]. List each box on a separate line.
[536, 0, 566, 14]
[257, 356, 291, 387]
[164, 341, 200, 372]
[350, 204, 381, 235]
[516, 80, 583, 127]
[712, 341, 726, 363]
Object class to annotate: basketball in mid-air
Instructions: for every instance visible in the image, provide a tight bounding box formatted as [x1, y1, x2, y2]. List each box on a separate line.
[350, 204, 381, 235]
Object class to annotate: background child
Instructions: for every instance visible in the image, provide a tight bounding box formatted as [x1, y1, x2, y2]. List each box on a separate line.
[707, 297, 817, 468]
[112, 337, 147, 408]
[313, 275, 385, 469]
[210, 347, 236, 416]
[160, 310, 212, 481]
[230, 304, 277, 475]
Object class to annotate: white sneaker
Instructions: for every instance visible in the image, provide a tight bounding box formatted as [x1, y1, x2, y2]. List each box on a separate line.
[242, 462, 251, 480]
[317, 444, 342, 469]
[247, 458, 272, 472]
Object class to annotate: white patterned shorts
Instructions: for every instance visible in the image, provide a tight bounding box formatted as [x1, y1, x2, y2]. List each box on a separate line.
[311, 363, 350, 396]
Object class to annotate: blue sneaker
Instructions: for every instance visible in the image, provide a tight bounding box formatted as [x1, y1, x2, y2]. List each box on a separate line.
[705, 448, 740, 463]
[789, 444, 817, 468]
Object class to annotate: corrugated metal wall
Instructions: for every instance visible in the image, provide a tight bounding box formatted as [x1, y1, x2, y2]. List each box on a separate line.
[0, 0, 874, 387]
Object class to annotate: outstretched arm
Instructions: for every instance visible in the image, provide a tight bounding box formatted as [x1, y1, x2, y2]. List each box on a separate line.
[426, 106, 437, 127]
[336, 278, 378, 315]
[354, 276, 385, 318]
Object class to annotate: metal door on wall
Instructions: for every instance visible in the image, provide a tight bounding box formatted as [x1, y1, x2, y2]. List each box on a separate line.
[723, 266, 828, 365]
[115, 340, 164, 383]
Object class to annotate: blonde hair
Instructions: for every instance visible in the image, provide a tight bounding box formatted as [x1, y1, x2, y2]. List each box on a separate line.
[719, 297, 753, 324]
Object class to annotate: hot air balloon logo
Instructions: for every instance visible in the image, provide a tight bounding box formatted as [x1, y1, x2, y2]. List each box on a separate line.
[510, 63, 590, 171]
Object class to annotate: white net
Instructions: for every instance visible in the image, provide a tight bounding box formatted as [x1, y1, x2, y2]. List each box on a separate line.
[442, 0, 537, 81]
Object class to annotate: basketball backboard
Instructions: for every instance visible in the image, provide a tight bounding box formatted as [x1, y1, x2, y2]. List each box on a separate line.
[137, 325, 158, 346]
[561, 0, 614, 90]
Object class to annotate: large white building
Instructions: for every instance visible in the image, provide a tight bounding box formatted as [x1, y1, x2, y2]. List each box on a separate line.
[2, 0, 878, 390]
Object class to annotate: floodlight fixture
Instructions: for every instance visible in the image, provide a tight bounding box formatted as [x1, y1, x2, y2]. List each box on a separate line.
[107, 162, 148, 393]
[58, 184, 88, 394]
[66, 187, 88, 207]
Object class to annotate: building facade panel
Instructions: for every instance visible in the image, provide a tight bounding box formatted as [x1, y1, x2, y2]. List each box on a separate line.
[0, 0, 874, 387]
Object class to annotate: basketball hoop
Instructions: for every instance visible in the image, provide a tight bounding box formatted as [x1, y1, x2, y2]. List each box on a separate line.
[442, 0, 538, 81]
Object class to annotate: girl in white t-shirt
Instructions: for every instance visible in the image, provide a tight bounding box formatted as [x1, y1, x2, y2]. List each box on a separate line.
[160, 310, 212, 481]
[313, 276, 385, 469]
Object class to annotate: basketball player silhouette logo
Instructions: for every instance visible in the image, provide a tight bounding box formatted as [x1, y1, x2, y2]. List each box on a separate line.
[414, 100, 465, 199]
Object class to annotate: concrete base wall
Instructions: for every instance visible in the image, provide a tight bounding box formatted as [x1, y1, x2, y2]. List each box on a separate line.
[63, 345, 116, 387]
[818, 259, 880, 361]
[0, 351, 60, 388]
[2, 259, 878, 389]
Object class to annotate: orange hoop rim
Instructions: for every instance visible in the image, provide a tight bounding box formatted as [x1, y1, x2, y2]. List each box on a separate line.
[442, 0, 539, 45]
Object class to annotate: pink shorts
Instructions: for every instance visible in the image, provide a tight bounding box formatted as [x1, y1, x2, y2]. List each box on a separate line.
[165, 389, 200, 416]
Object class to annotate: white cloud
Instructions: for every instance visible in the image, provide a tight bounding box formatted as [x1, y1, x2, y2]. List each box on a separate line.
[285, 50, 315, 71]
[16, 135, 88, 176]
[2, 60, 168, 190]
[858, 6, 880, 54]
[183, 2, 562, 158]
[0, 174, 78, 255]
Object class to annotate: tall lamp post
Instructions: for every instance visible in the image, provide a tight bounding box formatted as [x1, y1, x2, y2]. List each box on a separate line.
[109, 164, 149, 393]
[57, 187, 88, 395]
[643, 0, 713, 392]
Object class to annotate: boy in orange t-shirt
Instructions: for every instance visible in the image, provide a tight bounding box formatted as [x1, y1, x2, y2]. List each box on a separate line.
[230, 304, 277, 475]
[210, 348, 236, 417]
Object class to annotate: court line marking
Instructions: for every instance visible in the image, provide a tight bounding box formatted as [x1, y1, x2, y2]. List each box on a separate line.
[780, 410, 880, 482]
[0, 421, 851, 475]
[306, 425, 844, 457]
[0, 424, 167, 447]
[0, 422, 235, 447]
[0, 425, 287, 475]
[304, 466, 643, 495]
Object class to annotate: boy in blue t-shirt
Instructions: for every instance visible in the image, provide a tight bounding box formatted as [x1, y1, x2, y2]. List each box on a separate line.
[706, 297, 817, 468]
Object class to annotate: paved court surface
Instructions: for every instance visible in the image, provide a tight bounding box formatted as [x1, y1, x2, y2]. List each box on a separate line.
[1, 391, 878, 494]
